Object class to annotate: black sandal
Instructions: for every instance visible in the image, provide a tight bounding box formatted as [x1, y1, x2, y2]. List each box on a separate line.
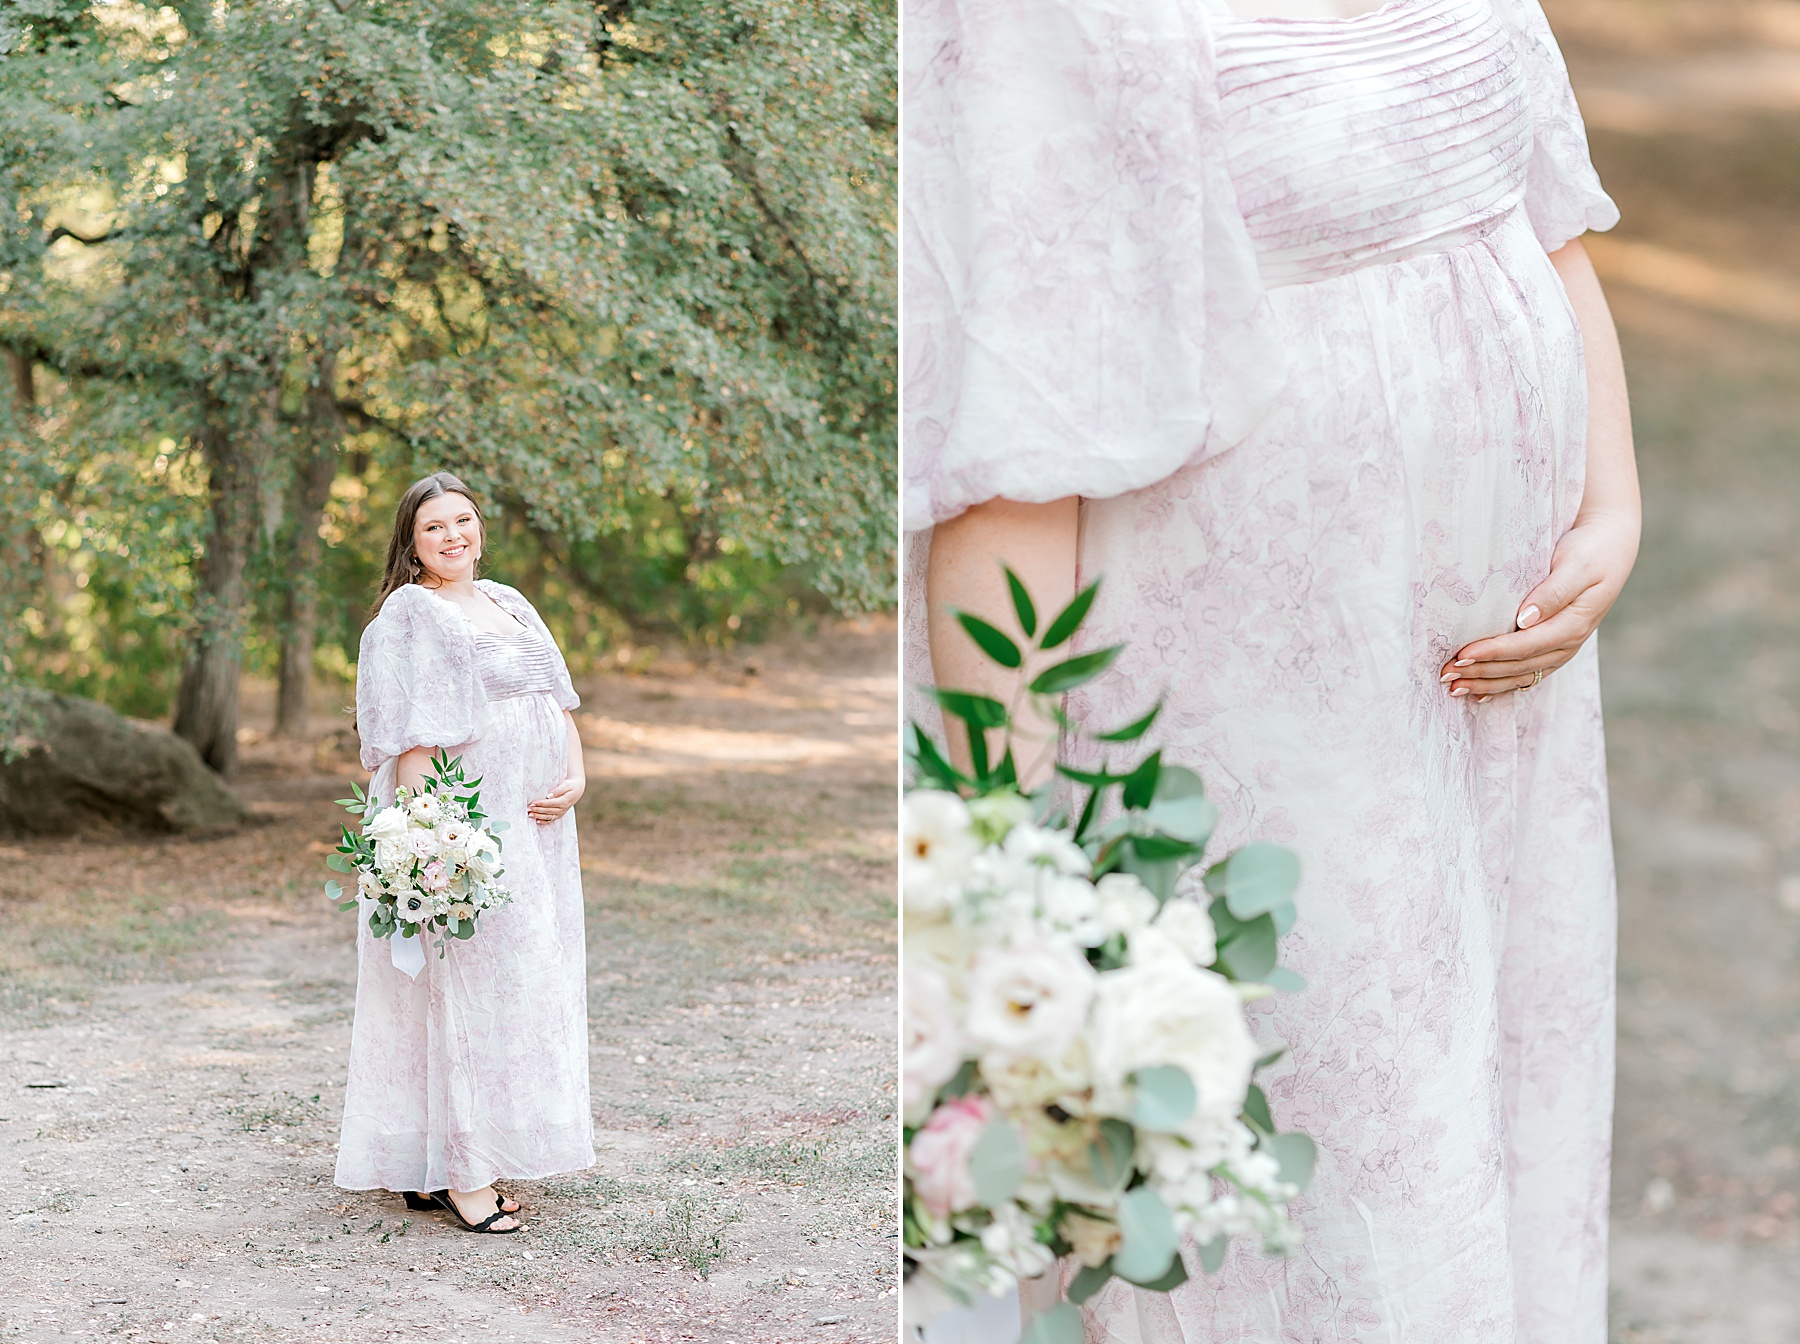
[405, 1189, 520, 1215]
[429, 1188, 520, 1234]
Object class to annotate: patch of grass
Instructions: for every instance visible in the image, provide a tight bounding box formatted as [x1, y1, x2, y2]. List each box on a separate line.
[535, 1172, 744, 1276]
[228, 1090, 324, 1132]
[15, 893, 223, 981]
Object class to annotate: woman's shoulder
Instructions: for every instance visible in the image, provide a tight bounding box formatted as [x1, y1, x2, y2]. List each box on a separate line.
[364, 583, 463, 643]
[476, 579, 539, 619]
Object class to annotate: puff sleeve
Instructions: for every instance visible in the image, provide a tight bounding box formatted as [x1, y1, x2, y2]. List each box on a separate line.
[482, 582, 580, 712]
[355, 584, 489, 776]
[1492, 0, 1620, 252]
[902, 0, 1287, 532]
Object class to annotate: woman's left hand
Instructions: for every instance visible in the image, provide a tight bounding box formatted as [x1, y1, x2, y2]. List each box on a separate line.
[527, 776, 585, 825]
[1440, 510, 1639, 702]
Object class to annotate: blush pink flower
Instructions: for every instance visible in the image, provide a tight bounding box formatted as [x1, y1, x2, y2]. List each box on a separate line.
[420, 860, 450, 893]
[908, 1094, 993, 1219]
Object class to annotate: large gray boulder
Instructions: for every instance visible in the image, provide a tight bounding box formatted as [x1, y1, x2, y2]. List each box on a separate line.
[0, 689, 248, 836]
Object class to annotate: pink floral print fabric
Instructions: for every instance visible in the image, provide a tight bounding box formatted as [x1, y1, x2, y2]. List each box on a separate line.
[903, 0, 1621, 1338]
[336, 580, 594, 1194]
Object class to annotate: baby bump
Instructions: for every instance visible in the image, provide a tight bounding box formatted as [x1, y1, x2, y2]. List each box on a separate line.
[467, 694, 568, 809]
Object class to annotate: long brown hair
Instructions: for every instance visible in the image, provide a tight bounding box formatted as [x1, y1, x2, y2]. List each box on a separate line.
[374, 471, 487, 613]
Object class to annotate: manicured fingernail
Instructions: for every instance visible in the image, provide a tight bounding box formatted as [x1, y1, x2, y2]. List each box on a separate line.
[1454, 658, 1473, 668]
[1518, 605, 1540, 629]
[1450, 687, 1469, 697]
[1477, 695, 1492, 704]
[1439, 671, 1457, 683]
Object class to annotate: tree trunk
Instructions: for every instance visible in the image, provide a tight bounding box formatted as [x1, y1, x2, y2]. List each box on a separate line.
[173, 412, 259, 774]
[275, 352, 347, 738]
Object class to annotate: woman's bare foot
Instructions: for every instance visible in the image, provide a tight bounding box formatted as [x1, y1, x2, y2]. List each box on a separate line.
[410, 1187, 519, 1215]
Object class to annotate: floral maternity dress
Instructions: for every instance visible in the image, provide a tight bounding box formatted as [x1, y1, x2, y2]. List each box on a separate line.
[336, 579, 594, 1194]
[904, 0, 1620, 1338]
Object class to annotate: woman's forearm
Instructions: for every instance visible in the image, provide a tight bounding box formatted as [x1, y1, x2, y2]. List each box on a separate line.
[564, 710, 585, 784]
[1550, 238, 1640, 542]
[925, 497, 1080, 786]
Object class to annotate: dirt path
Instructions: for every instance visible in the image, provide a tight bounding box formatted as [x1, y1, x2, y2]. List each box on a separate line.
[1546, 9, 1800, 1337]
[0, 621, 898, 1343]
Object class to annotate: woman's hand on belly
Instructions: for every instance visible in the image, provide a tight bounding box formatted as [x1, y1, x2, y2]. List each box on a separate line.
[527, 776, 584, 825]
[1441, 236, 1640, 703]
[1439, 509, 1638, 700]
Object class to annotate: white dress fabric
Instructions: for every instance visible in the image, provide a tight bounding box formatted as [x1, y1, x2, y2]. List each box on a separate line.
[336, 579, 595, 1194]
[902, 0, 1620, 1339]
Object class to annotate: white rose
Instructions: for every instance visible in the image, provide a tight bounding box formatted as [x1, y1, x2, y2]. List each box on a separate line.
[471, 829, 499, 856]
[1152, 898, 1218, 966]
[979, 1204, 1055, 1280]
[903, 790, 980, 918]
[364, 806, 409, 844]
[408, 792, 443, 822]
[374, 838, 409, 874]
[407, 828, 438, 859]
[357, 869, 383, 898]
[1088, 958, 1256, 1144]
[437, 820, 471, 850]
[964, 940, 1095, 1067]
[1038, 875, 1102, 944]
[902, 965, 966, 1121]
[1002, 823, 1090, 876]
[438, 845, 470, 873]
[1093, 872, 1157, 937]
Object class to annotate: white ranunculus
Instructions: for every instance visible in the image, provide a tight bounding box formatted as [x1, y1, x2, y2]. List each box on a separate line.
[437, 820, 471, 850]
[1088, 957, 1256, 1145]
[903, 790, 980, 918]
[365, 806, 410, 844]
[1093, 872, 1157, 937]
[1153, 898, 1218, 966]
[408, 792, 443, 823]
[964, 940, 1095, 1067]
[903, 965, 966, 1121]
[357, 869, 383, 898]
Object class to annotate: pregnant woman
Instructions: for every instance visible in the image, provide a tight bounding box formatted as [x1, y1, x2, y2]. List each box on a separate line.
[335, 471, 594, 1233]
[907, 0, 1634, 1337]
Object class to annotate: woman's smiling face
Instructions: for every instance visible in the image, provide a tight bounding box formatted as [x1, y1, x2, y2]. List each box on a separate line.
[413, 492, 482, 585]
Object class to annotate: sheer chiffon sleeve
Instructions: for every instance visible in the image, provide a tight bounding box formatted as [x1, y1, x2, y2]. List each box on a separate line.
[481, 581, 580, 712]
[1491, 0, 1620, 251]
[355, 584, 489, 775]
[902, 0, 1287, 531]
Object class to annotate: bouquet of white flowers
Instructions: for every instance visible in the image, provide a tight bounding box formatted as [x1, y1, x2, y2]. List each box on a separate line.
[905, 575, 1316, 1343]
[326, 750, 511, 956]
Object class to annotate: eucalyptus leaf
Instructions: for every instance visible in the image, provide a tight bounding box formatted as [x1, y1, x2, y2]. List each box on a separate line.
[1142, 793, 1218, 846]
[325, 853, 354, 873]
[1122, 1253, 1189, 1293]
[1132, 1065, 1196, 1133]
[1241, 1083, 1274, 1136]
[1067, 1261, 1115, 1305]
[1020, 1304, 1085, 1344]
[1112, 1188, 1178, 1283]
[1089, 1117, 1134, 1188]
[1215, 913, 1278, 982]
[1198, 1238, 1228, 1273]
[969, 1121, 1027, 1206]
[1206, 843, 1301, 920]
[1263, 966, 1308, 993]
[324, 879, 344, 901]
[1267, 1132, 1317, 1190]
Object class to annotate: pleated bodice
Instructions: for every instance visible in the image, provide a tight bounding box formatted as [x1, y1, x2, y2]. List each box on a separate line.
[475, 626, 567, 703]
[1211, 0, 1533, 287]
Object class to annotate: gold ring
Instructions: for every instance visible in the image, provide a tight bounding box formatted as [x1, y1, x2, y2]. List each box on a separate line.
[1529, 668, 1545, 688]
